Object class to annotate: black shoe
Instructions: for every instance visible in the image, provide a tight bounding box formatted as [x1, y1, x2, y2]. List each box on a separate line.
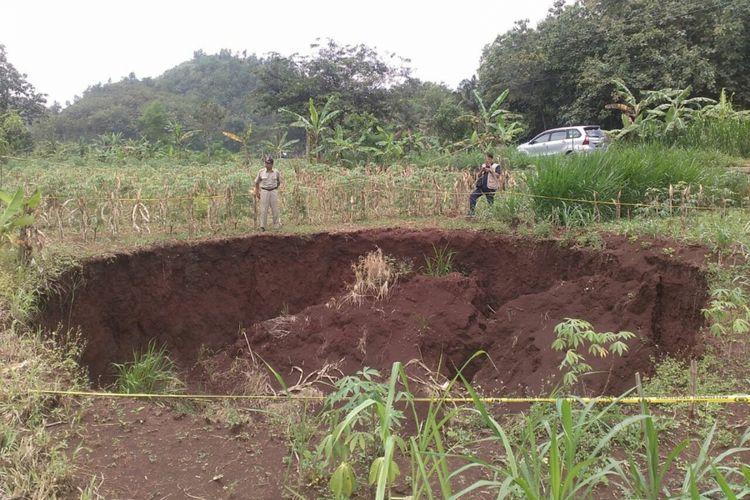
[260, 227, 266, 232]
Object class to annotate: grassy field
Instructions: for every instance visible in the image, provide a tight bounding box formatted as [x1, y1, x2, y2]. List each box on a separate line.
[2, 144, 750, 498]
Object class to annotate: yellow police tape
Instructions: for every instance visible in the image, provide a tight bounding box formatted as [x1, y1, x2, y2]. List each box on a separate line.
[26, 389, 750, 405]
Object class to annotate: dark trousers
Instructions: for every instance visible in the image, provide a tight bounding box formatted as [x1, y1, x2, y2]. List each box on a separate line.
[469, 186, 497, 213]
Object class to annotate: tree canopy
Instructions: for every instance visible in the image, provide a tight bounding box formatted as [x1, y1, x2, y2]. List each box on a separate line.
[0, 45, 46, 124]
[478, 0, 750, 135]
[13, 1, 750, 152]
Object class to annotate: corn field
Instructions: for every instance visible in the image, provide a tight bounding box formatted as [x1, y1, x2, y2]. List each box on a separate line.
[4, 159, 482, 241]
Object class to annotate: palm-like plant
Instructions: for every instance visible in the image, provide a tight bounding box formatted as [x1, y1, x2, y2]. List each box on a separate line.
[260, 130, 299, 160]
[645, 86, 714, 135]
[94, 132, 124, 159]
[374, 126, 406, 166]
[605, 79, 663, 140]
[0, 187, 41, 263]
[222, 126, 254, 164]
[463, 89, 524, 150]
[280, 97, 341, 162]
[607, 80, 715, 139]
[167, 120, 199, 158]
[325, 125, 373, 166]
[698, 89, 750, 121]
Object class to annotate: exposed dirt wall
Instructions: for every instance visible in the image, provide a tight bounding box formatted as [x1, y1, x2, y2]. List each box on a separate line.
[39, 229, 708, 394]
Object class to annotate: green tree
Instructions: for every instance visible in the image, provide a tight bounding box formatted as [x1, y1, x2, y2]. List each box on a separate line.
[478, 0, 750, 135]
[193, 100, 227, 159]
[0, 111, 33, 157]
[255, 40, 411, 120]
[138, 100, 170, 143]
[0, 45, 46, 123]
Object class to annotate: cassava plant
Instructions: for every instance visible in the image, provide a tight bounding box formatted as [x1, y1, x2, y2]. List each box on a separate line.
[551, 318, 635, 387]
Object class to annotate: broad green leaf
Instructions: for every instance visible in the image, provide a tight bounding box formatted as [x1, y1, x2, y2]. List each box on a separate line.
[330, 462, 356, 499]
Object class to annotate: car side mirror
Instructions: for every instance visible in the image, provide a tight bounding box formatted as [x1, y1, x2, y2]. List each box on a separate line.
[529, 140, 536, 145]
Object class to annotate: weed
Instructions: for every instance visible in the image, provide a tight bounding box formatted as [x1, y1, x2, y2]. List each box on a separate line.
[422, 244, 455, 277]
[113, 341, 183, 394]
[574, 232, 605, 250]
[413, 314, 431, 336]
[662, 246, 675, 257]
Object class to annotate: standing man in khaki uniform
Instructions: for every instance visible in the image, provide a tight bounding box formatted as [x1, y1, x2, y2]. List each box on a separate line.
[253, 155, 282, 231]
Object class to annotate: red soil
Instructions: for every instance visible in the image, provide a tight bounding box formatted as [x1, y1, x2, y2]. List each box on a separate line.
[39, 229, 711, 498]
[41, 229, 708, 395]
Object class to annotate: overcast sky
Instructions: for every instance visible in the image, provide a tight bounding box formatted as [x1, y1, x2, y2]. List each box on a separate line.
[3, 0, 556, 106]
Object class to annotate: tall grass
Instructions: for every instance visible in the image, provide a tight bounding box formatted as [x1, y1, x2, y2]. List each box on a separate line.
[659, 118, 750, 158]
[0, 327, 87, 497]
[526, 144, 745, 221]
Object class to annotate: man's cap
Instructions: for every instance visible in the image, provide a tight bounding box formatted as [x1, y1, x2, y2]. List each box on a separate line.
[264, 155, 274, 164]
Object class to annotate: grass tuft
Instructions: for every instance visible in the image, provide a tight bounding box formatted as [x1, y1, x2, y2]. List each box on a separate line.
[113, 341, 183, 394]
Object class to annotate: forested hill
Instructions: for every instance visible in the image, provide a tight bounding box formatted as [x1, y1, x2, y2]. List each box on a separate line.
[23, 0, 750, 148]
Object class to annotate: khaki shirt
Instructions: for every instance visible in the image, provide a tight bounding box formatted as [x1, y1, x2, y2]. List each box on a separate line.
[255, 168, 281, 190]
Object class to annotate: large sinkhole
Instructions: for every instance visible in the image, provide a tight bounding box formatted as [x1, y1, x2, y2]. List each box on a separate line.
[38, 229, 708, 395]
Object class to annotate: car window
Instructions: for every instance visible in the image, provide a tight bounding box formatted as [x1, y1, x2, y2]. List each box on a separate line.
[549, 131, 567, 141]
[584, 127, 604, 137]
[567, 129, 582, 139]
[532, 133, 551, 143]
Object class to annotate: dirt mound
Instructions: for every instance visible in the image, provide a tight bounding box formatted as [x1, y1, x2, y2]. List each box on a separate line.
[39, 229, 708, 394]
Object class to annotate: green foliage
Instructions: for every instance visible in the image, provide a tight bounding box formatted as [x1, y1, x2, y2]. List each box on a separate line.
[462, 89, 524, 150]
[0, 187, 40, 262]
[478, 0, 750, 135]
[260, 130, 299, 160]
[0, 111, 33, 156]
[0, 327, 87, 497]
[0, 45, 46, 123]
[551, 318, 635, 387]
[281, 97, 341, 161]
[318, 364, 410, 499]
[456, 380, 646, 499]
[138, 101, 171, 143]
[614, 378, 750, 499]
[703, 286, 750, 336]
[422, 244, 456, 277]
[527, 144, 735, 222]
[113, 341, 183, 394]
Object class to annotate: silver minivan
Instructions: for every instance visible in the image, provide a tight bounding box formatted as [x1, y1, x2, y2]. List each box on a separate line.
[517, 125, 607, 156]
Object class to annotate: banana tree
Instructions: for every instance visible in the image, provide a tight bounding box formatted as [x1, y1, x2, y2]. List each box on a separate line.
[462, 89, 524, 150]
[167, 121, 199, 158]
[280, 97, 341, 162]
[260, 130, 300, 160]
[326, 126, 364, 166]
[698, 89, 750, 121]
[606, 79, 666, 140]
[374, 126, 406, 166]
[95, 132, 124, 160]
[645, 86, 715, 135]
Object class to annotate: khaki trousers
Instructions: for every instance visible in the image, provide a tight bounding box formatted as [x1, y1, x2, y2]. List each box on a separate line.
[259, 189, 280, 228]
